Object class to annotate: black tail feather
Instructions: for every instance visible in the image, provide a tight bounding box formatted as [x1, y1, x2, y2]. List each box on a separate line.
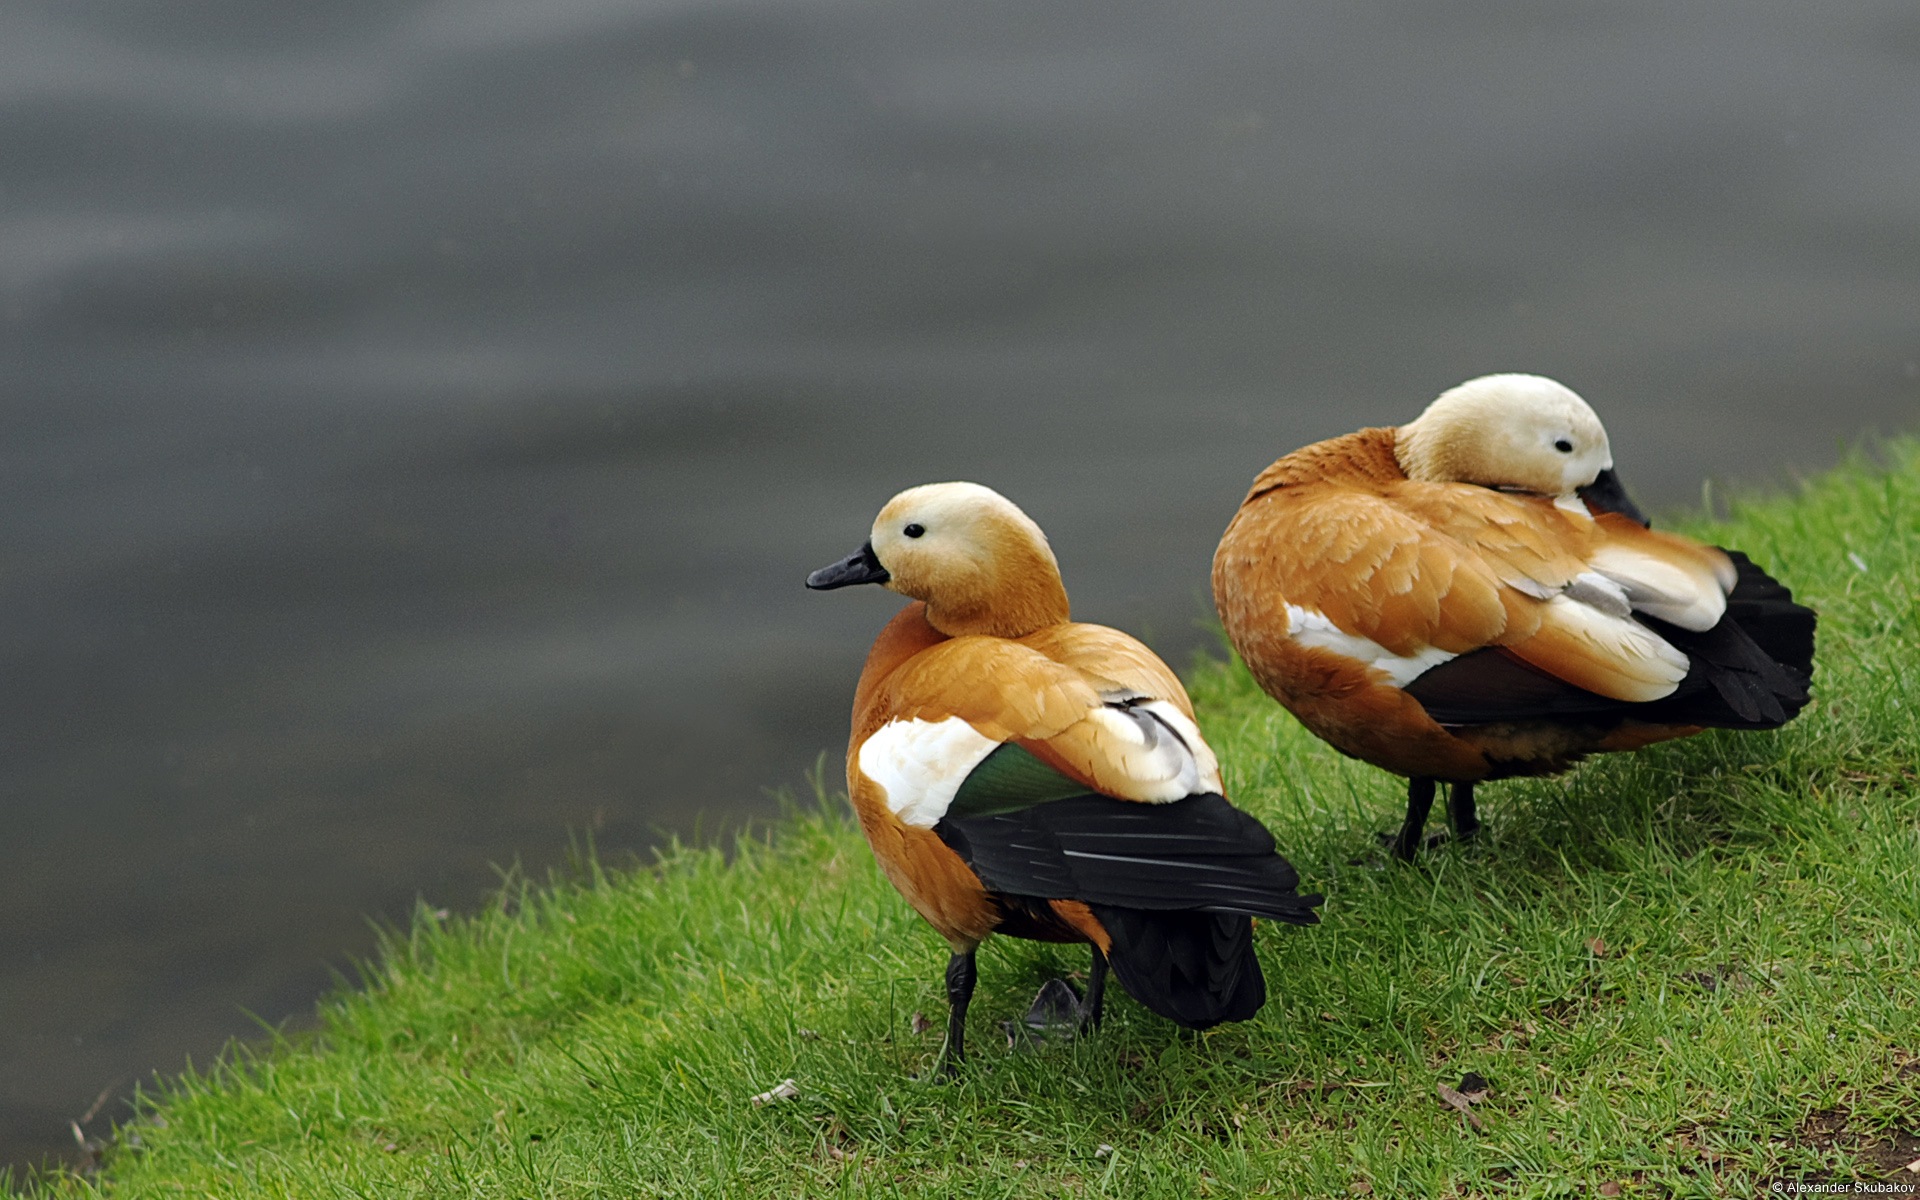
[1720, 550, 1817, 678]
[1638, 551, 1814, 730]
[936, 793, 1323, 925]
[1088, 906, 1266, 1029]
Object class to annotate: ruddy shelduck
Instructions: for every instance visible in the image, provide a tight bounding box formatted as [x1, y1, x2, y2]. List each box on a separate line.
[1213, 374, 1816, 860]
[808, 482, 1321, 1070]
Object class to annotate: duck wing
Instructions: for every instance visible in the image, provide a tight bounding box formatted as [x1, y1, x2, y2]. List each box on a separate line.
[1222, 474, 1783, 708]
[871, 635, 1222, 806]
[1400, 529, 1810, 729]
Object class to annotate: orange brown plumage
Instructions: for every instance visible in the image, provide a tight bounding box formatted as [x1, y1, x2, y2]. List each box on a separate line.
[1213, 374, 1815, 859]
[811, 481, 1320, 1069]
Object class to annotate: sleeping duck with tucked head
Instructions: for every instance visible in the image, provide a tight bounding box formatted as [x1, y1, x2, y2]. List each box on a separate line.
[1212, 374, 1816, 860]
[809, 482, 1321, 1072]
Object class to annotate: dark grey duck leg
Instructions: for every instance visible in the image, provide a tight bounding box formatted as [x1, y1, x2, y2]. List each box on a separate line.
[1447, 781, 1480, 842]
[942, 948, 977, 1075]
[1393, 776, 1437, 861]
[1079, 946, 1109, 1031]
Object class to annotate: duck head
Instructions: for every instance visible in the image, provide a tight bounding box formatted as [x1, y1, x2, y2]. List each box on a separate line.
[1395, 373, 1616, 499]
[806, 482, 1071, 638]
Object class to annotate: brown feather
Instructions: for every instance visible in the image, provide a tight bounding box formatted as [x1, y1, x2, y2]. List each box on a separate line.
[875, 635, 1100, 743]
[1045, 900, 1113, 953]
[1021, 623, 1196, 717]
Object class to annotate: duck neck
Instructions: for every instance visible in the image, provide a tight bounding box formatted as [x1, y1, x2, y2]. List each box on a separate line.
[1393, 417, 1456, 482]
[851, 604, 948, 726]
[924, 551, 1071, 640]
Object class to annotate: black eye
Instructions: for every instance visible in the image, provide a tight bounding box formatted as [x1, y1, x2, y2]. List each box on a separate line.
[903, 523, 925, 538]
[1554, 439, 1574, 453]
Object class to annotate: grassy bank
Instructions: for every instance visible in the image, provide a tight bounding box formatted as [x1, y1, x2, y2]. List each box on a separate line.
[25, 444, 1920, 1198]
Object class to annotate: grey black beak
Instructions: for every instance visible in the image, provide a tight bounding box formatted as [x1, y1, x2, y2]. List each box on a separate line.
[1577, 468, 1650, 528]
[806, 541, 890, 590]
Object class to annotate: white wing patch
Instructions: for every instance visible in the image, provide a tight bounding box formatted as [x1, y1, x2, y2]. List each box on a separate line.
[1285, 604, 1458, 687]
[1082, 700, 1224, 801]
[1538, 593, 1689, 700]
[856, 716, 999, 828]
[1586, 542, 1729, 631]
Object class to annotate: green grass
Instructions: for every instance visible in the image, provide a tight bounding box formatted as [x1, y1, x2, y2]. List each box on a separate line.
[23, 444, 1920, 1198]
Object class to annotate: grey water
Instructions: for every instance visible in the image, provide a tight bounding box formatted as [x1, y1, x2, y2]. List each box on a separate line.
[4, 0, 1918, 1174]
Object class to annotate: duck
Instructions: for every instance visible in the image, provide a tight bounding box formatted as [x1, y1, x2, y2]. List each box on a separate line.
[808, 481, 1322, 1071]
[1212, 374, 1816, 860]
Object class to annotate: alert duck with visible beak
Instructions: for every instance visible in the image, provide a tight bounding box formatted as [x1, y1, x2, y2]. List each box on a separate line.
[1213, 374, 1815, 860]
[809, 482, 1321, 1071]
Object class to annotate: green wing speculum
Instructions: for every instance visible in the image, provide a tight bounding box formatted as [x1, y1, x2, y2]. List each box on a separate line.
[947, 743, 1091, 817]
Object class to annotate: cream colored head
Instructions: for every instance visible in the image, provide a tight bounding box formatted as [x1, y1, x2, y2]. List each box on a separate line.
[1395, 374, 1613, 496]
[868, 482, 1070, 638]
